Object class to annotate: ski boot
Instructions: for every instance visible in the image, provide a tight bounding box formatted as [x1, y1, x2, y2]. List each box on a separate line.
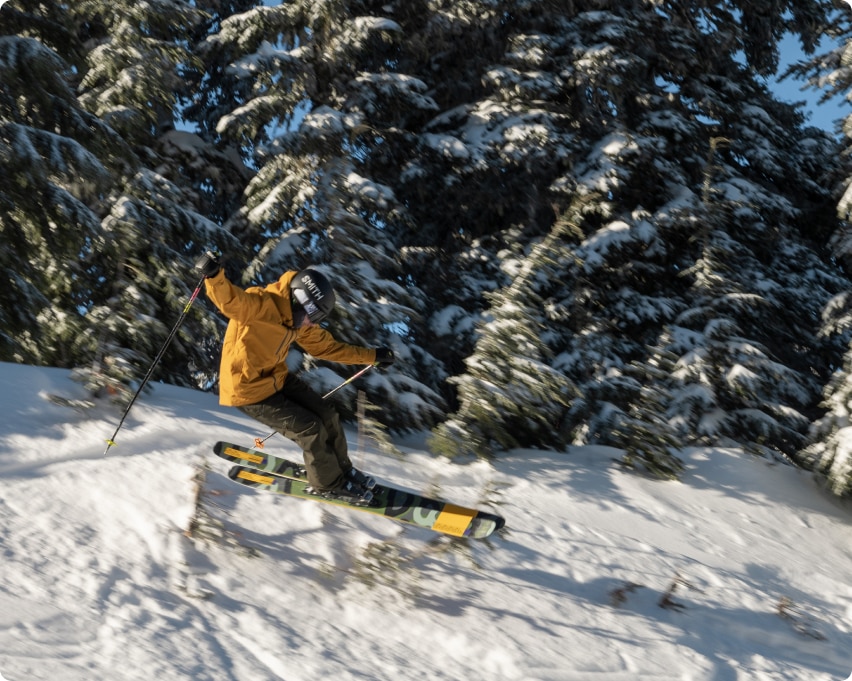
[345, 467, 376, 491]
[309, 479, 375, 506]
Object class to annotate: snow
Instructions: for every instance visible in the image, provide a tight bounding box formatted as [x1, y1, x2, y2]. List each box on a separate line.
[1, 362, 852, 680]
[422, 99, 571, 170]
[429, 305, 479, 337]
[296, 106, 362, 141]
[5, 122, 106, 186]
[226, 41, 307, 78]
[350, 17, 402, 33]
[351, 72, 439, 114]
[246, 183, 286, 224]
[343, 172, 395, 208]
[216, 95, 280, 135]
[423, 133, 470, 160]
[579, 219, 635, 268]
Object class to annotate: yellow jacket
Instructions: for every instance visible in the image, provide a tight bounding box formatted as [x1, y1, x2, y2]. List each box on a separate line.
[204, 269, 377, 406]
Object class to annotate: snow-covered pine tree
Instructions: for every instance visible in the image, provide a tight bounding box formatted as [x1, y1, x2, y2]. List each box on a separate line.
[0, 6, 132, 368]
[67, 0, 238, 391]
[430, 208, 581, 459]
[656, 97, 847, 461]
[800, 356, 852, 497]
[410, 2, 840, 463]
[605, 340, 685, 479]
[74, 0, 203, 145]
[490, 7, 697, 457]
[375, 1, 583, 430]
[198, 0, 445, 429]
[787, 8, 852, 496]
[800, 237, 852, 496]
[531, 3, 847, 463]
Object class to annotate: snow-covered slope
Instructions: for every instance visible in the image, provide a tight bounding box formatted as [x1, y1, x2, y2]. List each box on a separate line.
[0, 363, 850, 680]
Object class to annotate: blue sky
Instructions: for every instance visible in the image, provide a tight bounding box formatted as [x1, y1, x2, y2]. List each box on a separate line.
[775, 33, 849, 135]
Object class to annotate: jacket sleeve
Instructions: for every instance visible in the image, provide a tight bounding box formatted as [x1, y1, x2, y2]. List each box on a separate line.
[203, 270, 270, 323]
[297, 326, 377, 365]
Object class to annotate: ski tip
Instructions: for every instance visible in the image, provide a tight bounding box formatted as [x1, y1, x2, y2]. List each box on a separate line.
[477, 514, 506, 538]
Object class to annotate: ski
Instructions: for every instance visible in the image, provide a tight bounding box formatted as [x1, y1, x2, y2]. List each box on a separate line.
[213, 441, 504, 539]
[214, 441, 307, 479]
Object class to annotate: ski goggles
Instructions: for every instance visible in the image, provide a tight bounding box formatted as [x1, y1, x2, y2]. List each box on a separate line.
[293, 288, 326, 323]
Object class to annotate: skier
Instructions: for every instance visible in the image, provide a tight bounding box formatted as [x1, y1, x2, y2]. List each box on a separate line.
[194, 251, 394, 502]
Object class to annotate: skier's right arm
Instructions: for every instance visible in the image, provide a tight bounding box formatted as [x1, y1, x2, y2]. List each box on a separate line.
[203, 270, 266, 322]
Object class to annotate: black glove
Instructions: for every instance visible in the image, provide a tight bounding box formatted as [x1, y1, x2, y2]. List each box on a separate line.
[374, 347, 395, 368]
[194, 250, 222, 278]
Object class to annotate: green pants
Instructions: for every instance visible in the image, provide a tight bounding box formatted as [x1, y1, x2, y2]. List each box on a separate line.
[238, 374, 351, 491]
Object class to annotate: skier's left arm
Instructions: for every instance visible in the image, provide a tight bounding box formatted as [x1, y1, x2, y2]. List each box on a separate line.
[296, 327, 378, 365]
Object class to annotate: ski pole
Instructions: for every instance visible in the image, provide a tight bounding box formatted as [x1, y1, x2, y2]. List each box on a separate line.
[254, 363, 375, 448]
[322, 363, 375, 399]
[103, 274, 207, 455]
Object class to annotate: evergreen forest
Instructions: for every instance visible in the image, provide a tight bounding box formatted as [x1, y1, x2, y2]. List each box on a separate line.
[4, 0, 852, 496]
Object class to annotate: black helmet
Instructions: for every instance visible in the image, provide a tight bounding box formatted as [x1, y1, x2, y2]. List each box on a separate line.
[290, 268, 336, 323]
